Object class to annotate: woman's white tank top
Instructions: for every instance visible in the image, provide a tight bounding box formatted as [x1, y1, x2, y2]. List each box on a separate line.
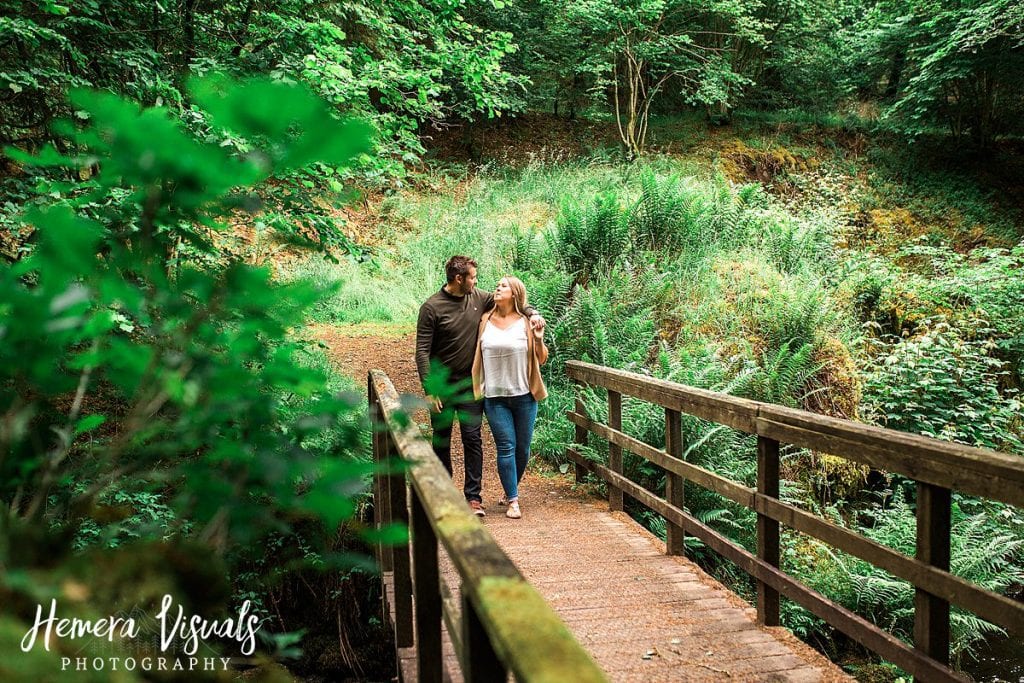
[480, 317, 529, 397]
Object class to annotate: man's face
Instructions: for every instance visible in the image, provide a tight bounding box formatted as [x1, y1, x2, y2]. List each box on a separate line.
[455, 266, 478, 295]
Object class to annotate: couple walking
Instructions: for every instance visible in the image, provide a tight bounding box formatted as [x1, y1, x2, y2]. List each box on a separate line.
[415, 256, 548, 520]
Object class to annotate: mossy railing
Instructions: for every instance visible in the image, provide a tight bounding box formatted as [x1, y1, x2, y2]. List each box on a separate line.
[368, 369, 606, 683]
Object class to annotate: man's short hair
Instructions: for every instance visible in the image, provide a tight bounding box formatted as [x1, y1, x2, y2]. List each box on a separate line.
[445, 255, 477, 283]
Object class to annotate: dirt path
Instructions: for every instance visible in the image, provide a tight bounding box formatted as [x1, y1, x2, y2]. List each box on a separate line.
[312, 322, 512, 511]
[313, 323, 850, 682]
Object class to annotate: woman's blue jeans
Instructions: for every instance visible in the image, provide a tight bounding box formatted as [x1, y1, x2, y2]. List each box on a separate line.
[484, 393, 538, 501]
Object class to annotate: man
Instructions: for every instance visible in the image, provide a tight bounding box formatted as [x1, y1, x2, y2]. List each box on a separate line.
[415, 255, 544, 517]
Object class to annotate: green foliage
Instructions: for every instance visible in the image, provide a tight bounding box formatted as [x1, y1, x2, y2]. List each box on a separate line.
[862, 319, 1022, 452]
[900, 241, 1024, 379]
[550, 191, 630, 284]
[0, 76, 381, 674]
[552, 272, 660, 370]
[630, 169, 691, 250]
[0, 0, 525, 188]
[757, 212, 833, 275]
[629, 169, 759, 256]
[734, 342, 824, 408]
[883, 0, 1024, 146]
[510, 0, 761, 155]
[743, 0, 857, 111]
[729, 266, 837, 355]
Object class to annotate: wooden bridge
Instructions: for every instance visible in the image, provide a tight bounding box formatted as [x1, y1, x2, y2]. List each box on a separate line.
[367, 360, 1024, 682]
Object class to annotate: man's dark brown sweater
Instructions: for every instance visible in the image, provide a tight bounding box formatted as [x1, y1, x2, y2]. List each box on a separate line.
[415, 287, 535, 390]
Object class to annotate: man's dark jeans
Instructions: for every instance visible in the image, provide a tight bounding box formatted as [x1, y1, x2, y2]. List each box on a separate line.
[430, 396, 484, 503]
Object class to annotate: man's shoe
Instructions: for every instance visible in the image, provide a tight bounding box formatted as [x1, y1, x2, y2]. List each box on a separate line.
[506, 501, 521, 519]
[469, 500, 486, 517]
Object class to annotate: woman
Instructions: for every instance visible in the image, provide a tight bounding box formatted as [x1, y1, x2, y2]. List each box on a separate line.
[471, 276, 548, 519]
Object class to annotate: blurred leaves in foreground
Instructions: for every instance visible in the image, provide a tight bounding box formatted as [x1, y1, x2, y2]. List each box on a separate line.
[0, 76, 384, 679]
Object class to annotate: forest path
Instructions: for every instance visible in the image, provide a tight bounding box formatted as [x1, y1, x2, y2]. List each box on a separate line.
[313, 322, 850, 682]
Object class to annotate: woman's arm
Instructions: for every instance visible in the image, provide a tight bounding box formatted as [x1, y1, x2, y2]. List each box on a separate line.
[533, 327, 549, 365]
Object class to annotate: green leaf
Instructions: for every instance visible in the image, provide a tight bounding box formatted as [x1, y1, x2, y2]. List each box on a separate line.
[23, 206, 104, 285]
[361, 523, 409, 546]
[73, 414, 106, 437]
[4, 143, 79, 168]
[188, 75, 373, 172]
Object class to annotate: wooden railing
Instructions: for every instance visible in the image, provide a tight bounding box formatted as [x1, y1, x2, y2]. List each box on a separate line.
[565, 360, 1024, 683]
[368, 369, 606, 683]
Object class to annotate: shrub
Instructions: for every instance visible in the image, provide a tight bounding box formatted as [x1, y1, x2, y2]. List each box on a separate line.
[757, 212, 833, 275]
[902, 241, 1024, 382]
[862, 319, 1022, 452]
[550, 270, 661, 371]
[630, 169, 693, 251]
[726, 261, 838, 355]
[733, 341, 825, 408]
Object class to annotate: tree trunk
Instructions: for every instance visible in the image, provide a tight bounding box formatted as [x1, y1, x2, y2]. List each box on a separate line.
[706, 101, 731, 125]
[613, 55, 645, 160]
[231, 0, 256, 58]
[183, 0, 199, 68]
[884, 51, 905, 98]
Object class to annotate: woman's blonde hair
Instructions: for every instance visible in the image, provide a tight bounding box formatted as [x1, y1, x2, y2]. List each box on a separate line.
[503, 276, 528, 316]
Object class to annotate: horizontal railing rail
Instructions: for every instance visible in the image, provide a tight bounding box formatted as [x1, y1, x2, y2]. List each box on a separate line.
[565, 360, 1024, 683]
[369, 369, 606, 683]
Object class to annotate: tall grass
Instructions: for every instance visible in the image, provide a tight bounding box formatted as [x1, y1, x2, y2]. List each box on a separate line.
[285, 159, 645, 322]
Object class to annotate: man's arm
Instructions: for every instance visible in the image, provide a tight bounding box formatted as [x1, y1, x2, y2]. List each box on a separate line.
[483, 288, 545, 330]
[415, 303, 435, 390]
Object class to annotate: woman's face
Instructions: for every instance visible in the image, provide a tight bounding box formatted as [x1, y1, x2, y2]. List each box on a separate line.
[494, 278, 512, 303]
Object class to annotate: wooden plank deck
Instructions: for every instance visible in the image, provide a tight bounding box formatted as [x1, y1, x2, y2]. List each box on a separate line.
[387, 468, 850, 682]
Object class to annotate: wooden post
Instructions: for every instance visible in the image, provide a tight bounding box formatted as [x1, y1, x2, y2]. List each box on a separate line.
[573, 396, 588, 484]
[915, 482, 951, 665]
[388, 432, 413, 648]
[369, 375, 390, 630]
[665, 408, 685, 556]
[757, 435, 781, 626]
[411, 492, 442, 683]
[608, 390, 624, 512]
[368, 375, 392, 573]
[463, 590, 508, 683]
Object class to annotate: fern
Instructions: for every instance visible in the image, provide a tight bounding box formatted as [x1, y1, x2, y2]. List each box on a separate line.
[734, 341, 825, 408]
[798, 490, 1024, 663]
[630, 169, 688, 250]
[759, 214, 832, 275]
[550, 191, 630, 285]
[510, 229, 537, 272]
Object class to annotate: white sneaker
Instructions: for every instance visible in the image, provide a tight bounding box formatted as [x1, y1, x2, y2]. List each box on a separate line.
[506, 500, 521, 519]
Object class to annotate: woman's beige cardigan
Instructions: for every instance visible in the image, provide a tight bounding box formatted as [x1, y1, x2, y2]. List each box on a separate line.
[471, 310, 548, 401]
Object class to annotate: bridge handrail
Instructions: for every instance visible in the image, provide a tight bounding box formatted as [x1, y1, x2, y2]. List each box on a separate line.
[369, 369, 606, 683]
[566, 359, 1024, 683]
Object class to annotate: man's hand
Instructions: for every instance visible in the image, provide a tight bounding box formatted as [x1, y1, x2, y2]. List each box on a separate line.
[529, 313, 546, 333]
[427, 396, 443, 413]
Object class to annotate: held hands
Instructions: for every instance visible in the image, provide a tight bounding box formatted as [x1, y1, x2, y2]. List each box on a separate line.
[529, 313, 546, 338]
